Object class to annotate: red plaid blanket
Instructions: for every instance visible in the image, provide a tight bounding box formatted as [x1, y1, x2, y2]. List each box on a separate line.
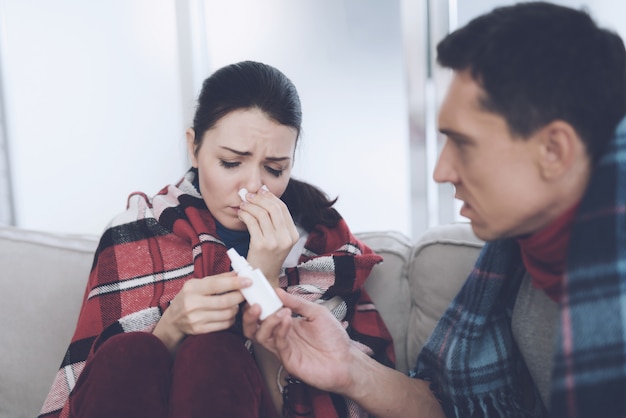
[39, 170, 395, 418]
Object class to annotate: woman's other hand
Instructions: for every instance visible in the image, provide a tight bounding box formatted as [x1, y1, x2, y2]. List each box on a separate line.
[153, 271, 250, 353]
[238, 186, 299, 285]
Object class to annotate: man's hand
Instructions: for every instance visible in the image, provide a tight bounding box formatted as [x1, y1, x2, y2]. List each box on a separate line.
[243, 289, 446, 418]
[243, 289, 355, 394]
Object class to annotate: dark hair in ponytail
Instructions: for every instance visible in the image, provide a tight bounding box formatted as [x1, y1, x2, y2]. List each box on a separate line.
[280, 178, 341, 231]
[192, 60, 341, 231]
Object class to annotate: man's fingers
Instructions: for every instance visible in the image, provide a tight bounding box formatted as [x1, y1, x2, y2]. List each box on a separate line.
[254, 306, 290, 340]
[270, 308, 295, 351]
[276, 288, 325, 319]
[242, 303, 262, 339]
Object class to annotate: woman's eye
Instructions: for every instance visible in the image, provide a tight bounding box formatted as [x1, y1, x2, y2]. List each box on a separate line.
[220, 160, 240, 169]
[265, 166, 283, 177]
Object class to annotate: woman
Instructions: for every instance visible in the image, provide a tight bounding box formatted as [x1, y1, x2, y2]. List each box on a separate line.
[39, 61, 394, 418]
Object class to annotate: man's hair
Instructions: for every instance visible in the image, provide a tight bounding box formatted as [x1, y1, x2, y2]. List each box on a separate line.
[437, 1, 626, 162]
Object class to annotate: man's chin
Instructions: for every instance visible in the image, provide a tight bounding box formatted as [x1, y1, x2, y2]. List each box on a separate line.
[468, 222, 497, 242]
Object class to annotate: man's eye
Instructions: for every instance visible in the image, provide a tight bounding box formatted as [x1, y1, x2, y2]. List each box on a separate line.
[220, 160, 240, 169]
[265, 166, 283, 177]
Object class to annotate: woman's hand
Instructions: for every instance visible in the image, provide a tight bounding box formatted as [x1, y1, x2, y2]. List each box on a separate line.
[238, 186, 299, 285]
[153, 271, 250, 353]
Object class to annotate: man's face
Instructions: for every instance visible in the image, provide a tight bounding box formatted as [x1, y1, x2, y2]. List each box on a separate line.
[434, 70, 558, 241]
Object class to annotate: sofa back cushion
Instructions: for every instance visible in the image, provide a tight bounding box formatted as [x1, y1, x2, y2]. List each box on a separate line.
[359, 223, 483, 373]
[0, 223, 483, 417]
[406, 223, 484, 369]
[359, 230, 414, 372]
[0, 226, 99, 418]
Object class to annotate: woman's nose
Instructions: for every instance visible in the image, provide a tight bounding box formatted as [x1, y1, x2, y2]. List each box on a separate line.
[242, 169, 263, 193]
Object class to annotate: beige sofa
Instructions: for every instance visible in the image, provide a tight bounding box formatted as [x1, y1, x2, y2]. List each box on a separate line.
[0, 222, 484, 418]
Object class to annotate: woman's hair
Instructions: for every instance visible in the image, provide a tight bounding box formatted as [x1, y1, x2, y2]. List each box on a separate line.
[192, 60, 340, 230]
[281, 178, 340, 231]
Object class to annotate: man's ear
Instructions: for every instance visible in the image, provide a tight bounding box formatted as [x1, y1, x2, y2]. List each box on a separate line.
[536, 120, 579, 180]
[186, 128, 198, 168]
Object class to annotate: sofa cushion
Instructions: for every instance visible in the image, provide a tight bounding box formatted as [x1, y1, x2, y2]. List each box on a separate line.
[358, 230, 414, 372]
[406, 223, 484, 370]
[359, 224, 483, 373]
[0, 222, 483, 417]
[0, 226, 98, 418]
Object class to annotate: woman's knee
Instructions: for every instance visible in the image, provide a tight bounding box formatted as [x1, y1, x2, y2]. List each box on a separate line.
[69, 332, 171, 418]
[174, 331, 255, 377]
[95, 332, 171, 368]
[177, 331, 246, 357]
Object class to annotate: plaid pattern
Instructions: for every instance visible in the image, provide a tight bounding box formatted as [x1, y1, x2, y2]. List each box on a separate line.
[413, 240, 542, 417]
[413, 115, 626, 418]
[39, 169, 395, 418]
[550, 115, 626, 417]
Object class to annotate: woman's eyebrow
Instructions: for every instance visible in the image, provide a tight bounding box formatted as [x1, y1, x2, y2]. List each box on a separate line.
[265, 156, 291, 162]
[220, 146, 291, 161]
[220, 146, 251, 156]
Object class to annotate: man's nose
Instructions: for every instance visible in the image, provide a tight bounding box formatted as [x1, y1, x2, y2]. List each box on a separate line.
[432, 143, 458, 184]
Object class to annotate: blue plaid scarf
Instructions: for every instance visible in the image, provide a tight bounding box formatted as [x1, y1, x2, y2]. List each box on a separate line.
[413, 115, 626, 418]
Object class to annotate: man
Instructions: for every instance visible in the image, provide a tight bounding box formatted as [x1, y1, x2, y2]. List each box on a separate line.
[243, 2, 626, 417]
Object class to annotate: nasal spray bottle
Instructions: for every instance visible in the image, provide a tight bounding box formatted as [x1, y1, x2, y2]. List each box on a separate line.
[227, 248, 283, 320]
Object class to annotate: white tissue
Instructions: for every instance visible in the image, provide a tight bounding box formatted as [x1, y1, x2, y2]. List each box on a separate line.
[238, 188, 248, 202]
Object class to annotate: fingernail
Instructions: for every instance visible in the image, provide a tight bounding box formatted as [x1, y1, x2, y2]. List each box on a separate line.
[259, 185, 269, 194]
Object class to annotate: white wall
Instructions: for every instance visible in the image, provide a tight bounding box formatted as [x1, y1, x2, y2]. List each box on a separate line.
[0, 0, 411, 237]
[201, 0, 410, 237]
[0, 0, 187, 235]
[457, 0, 626, 35]
[4, 0, 622, 238]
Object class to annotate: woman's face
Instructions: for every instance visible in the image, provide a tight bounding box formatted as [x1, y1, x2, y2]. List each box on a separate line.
[187, 108, 297, 231]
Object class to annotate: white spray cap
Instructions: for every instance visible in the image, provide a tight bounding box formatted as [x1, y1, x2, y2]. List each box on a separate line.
[226, 247, 282, 319]
[226, 248, 251, 274]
